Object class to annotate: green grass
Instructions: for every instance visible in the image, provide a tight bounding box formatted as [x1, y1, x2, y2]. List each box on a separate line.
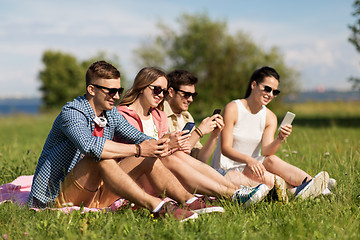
[1, 105, 360, 239]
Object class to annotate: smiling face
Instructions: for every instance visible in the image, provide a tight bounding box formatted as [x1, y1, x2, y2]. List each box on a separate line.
[140, 76, 168, 109]
[251, 76, 279, 106]
[167, 84, 196, 114]
[87, 78, 121, 116]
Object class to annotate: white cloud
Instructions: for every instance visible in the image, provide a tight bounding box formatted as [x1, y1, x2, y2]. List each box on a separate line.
[0, 0, 358, 97]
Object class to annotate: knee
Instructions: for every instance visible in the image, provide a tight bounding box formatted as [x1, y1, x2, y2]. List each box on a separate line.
[264, 155, 278, 166]
[141, 157, 159, 171]
[160, 155, 181, 169]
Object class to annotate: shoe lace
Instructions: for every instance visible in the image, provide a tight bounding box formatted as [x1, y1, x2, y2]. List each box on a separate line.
[235, 186, 255, 198]
[163, 201, 181, 214]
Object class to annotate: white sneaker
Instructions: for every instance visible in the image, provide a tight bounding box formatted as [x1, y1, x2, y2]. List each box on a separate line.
[322, 178, 336, 195]
[274, 175, 288, 203]
[295, 171, 329, 199]
[328, 178, 337, 191]
[322, 187, 334, 196]
[233, 184, 270, 207]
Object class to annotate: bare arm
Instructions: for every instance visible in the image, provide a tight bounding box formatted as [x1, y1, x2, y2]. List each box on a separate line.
[262, 109, 292, 156]
[197, 116, 224, 163]
[188, 115, 219, 149]
[100, 138, 170, 159]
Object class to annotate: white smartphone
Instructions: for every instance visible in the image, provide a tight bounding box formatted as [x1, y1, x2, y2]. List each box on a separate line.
[279, 111, 295, 130]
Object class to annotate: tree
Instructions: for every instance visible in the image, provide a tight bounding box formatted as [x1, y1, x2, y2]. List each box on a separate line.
[348, 0, 360, 90]
[134, 13, 299, 117]
[39, 50, 122, 109]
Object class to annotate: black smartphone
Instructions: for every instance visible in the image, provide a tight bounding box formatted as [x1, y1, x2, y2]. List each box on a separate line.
[213, 109, 221, 115]
[182, 122, 195, 135]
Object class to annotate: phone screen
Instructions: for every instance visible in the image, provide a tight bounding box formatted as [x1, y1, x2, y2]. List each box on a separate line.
[213, 109, 221, 115]
[182, 122, 195, 135]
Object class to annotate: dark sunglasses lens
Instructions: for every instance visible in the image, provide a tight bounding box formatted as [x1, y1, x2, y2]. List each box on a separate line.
[108, 88, 124, 97]
[264, 86, 272, 93]
[163, 90, 169, 97]
[273, 90, 280, 96]
[108, 89, 117, 96]
[152, 86, 167, 96]
[153, 86, 162, 95]
[182, 91, 197, 99]
[118, 88, 124, 96]
[183, 92, 191, 98]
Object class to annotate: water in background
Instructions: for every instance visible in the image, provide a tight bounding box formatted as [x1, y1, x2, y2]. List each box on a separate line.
[0, 98, 41, 115]
[0, 91, 359, 115]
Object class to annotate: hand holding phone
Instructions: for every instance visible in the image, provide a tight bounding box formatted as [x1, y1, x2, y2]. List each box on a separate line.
[279, 111, 295, 130]
[182, 122, 195, 135]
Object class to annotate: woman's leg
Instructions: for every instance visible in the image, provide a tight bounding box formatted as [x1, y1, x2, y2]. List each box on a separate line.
[161, 153, 236, 198]
[117, 156, 195, 204]
[226, 168, 275, 188]
[173, 151, 237, 189]
[262, 155, 311, 187]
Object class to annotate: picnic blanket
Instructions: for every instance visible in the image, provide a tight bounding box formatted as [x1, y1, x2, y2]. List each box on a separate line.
[0, 175, 127, 213]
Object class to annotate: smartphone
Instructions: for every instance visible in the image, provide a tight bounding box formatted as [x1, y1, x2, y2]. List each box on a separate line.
[213, 109, 221, 115]
[279, 111, 296, 130]
[182, 122, 195, 135]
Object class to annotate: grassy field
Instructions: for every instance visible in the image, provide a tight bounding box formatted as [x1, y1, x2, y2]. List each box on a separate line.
[0, 102, 360, 239]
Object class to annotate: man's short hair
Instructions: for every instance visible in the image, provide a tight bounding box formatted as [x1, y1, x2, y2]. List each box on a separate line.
[167, 70, 198, 89]
[86, 61, 121, 86]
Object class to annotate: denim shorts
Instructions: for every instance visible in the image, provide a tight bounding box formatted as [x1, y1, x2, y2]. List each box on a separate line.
[215, 168, 227, 176]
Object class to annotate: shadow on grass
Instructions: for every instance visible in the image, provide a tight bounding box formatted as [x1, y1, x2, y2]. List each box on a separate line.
[290, 116, 360, 128]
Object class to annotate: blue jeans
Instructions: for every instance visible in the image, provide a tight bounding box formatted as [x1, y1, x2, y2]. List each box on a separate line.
[215, 168, 227, 176]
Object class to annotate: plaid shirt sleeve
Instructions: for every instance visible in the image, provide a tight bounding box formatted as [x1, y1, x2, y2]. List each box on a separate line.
[60, 106, 105, 161]
[111, 109, 153, 144]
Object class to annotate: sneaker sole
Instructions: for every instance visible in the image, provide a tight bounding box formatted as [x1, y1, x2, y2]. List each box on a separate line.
[192, 206, 225, 214]
[296, 171, 329, 200]
[274, 176, 289, 203]
[244, 185, 270, 207]
[180, 212, 199, 222]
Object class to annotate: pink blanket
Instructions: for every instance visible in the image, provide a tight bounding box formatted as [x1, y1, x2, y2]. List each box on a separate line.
[0, 175, 127, 213]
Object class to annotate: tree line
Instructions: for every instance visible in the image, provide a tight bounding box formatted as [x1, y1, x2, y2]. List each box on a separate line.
[40, 9, 360, 115]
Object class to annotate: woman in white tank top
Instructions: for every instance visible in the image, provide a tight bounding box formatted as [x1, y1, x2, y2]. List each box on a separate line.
[212, 67, 331, 199]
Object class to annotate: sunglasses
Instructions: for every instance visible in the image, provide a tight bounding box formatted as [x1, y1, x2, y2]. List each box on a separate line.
[148, 85, 169, 97]
[258, 83, 280, 97]
[173, 87, 198, 100]
[92, 84, 124, 97]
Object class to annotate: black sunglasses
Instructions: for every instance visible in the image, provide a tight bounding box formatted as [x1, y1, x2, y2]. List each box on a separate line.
[173, 87, 198, 99]
[92, 84, 124, 97]
[148, 85, 169, 97]
[258, 83, 280, 97]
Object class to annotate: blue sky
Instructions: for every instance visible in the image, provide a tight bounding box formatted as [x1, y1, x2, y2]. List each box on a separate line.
[0, 0, 359, 98]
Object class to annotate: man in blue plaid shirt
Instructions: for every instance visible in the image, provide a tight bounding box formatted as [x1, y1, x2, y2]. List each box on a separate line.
[27, 61, 212, 221]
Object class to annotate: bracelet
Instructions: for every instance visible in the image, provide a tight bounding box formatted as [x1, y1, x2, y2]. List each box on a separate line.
[194, 127, 203, 138]
[135, 144, 141, 158]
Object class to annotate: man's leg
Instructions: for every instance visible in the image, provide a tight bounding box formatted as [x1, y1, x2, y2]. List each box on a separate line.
[66, 156, 162, 210]
[116, 156, 194, 204]
[174, 151, 237, 189]
[117, 156, 225, 214]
